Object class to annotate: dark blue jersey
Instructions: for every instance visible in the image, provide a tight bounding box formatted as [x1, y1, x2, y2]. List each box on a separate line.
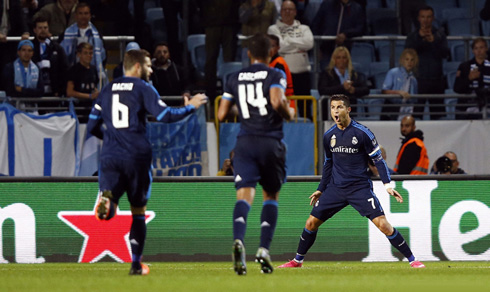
[222, 63, 287, 139]
[87, 76, 196, 161]
[318, 119, 391, 191]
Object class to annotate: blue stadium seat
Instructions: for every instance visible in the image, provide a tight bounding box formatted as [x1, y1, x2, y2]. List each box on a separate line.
[443, 61, 461, 75]
[442, 8, 471, 22]
[373, 71, 388, 90]
[187, 34, 206, 78]
[482, 20, 490, 36]
[451, 42, 473, 62]
[310, 89, 320, 100]
[376, 42, 405, 63]
[302, 1, 322, 26]
[367, 0, 383, 9]
[350, 42, 375, 74]
[367, 8, 397, 35]
[447, 18, 473, 35]
[352, 62, 368, 78]
[145, 7, 167, 41]
[218, 62, 243, 88]
[369, 62, 390, 78]
[446, 70, 458, 90]
[426, 0, 458, 22]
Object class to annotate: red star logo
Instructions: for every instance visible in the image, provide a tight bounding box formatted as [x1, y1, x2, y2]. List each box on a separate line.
[58, 205, 155, 263]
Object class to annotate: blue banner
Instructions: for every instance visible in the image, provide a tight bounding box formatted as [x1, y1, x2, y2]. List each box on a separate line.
[219, 122, 315, 175]
[147, 107, 209, 176]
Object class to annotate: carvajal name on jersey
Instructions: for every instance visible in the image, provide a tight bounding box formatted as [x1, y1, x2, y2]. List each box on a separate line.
[238, 71, 268, 81]
[112, 83, 134, 91]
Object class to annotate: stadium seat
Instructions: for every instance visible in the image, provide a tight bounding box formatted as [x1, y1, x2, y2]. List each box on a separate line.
[443, 61, 460, 75]
[310, 89, 320, 100]
[302, 1, 322, 26]
[450, 42, 473, 62]
[385, 0, 396, 9]
[367, 0, 383, 9]
[352, 61, 368, 78]
[367, 8, 397, 35]
[443, 91, 457, 120]
[145, 7, 167, 41]
[350, 42, 375, 73]
[447, 18, 473, 35]
[373, 71, 388, 90]
[376, 42, 404, 63]
[218, 62, 243, 88]
[187, 34, 206, 78]
[442, 8, 471, 23]
[481, 20, 490, 36]
[369, 62, 390, 78]
[446, 70, 458, 90]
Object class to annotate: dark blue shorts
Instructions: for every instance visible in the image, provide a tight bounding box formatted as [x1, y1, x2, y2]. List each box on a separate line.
[232, 135, 287, 193]
[310, 181, 385, 221]
[98, 157, 152, 208]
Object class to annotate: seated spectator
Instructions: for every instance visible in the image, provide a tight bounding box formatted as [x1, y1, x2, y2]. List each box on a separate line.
[2, 40, 44, 98]
[382, 48, 419, 120]
[318, 46, 369, 118]
[113, 41, 140, 80]
[311, 0, 365, 64]
[431, 151, 466, 174]
[217, 150, 234, 176]
[0, 0, 30, 83]
[66, 42, 99, 122]
[151, 42, 189, 103]
[60, 2, 107, 86]
[267, 34, 295, 114]
[33, 0, 78, 37]
[32, 16, 69, 97]
[453, 38, 490, 119]
[267, 0, 313, 118]
[431, 156, 452, 175]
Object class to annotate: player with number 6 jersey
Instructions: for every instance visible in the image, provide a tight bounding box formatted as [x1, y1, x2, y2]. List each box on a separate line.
[87, 49, 207, 275]
[218, 33, 292, 276]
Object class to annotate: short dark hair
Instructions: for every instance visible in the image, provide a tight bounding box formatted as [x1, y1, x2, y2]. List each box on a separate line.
[33, 16, 49, 27]
[124, 49, 151, 71]
[331, 94, 350, 108]
[267, 34, 280, 47]
[76, 42, 93, 53]
[75, 2, 90, 12]
[248, 33, 270, 61]
[418, 5, 434, 15]
[471, 37, 488, 50]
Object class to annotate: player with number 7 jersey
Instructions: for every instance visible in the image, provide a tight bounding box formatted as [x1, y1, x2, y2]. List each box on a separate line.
[86, 49, 207, 275]
[218, 33, 292, 275]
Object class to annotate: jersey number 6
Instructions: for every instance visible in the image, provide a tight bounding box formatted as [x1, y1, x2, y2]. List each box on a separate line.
[112, 94, 129, 128]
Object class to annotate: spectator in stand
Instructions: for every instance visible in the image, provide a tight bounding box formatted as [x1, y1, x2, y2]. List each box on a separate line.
[480, 0, 490, 21]
[268, 0, 313, 118]
[311, 0, 365, 64]
[33, 0, 78, 37]
[318, 46, 369, 119]
[453, 38, 490, 120]
[66, 42, 99, 122]
[21, 0, 39, 32]
[32, 16, 69, 97]
[381, 48, 419, 120]
[400, 0, 426, 35]
[267, 34, 295, 115]
[2, 40, 44, 99]
[405, 5, 449, 120]
[198, 0, 240, 106]
[431, 151, 466, 174]
[112, 41, 140, 79]
[0, 0, 30, 83]
[444, 151, 466, 174]
[60, 2, 107, 86]
[394, 115, 429, 175]
[240, 0, 277, 49]
[151, 42, 189, 101]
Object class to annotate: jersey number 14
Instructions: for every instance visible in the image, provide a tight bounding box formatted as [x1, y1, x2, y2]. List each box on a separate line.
[238, 83, 268, 119]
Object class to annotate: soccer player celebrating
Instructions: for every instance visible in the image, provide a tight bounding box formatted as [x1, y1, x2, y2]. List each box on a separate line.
[218, 33, 292, 275]
[87, 49, 207, 275]
[278, 94, 425, 269]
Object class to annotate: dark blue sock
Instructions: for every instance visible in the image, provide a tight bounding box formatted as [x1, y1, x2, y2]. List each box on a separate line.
[387, 228, 415, 262]
[233, 200, 251, 242]
[259, 200, 278, 250]
[130, 215, 146, 269]
[295, 228, 317, 261]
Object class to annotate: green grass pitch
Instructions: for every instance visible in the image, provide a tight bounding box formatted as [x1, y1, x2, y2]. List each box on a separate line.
[1, 262, 489, 292]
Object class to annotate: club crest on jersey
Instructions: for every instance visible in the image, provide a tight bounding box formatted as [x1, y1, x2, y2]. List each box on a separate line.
[330, 135, 336, 147]
[372, 139, 377, 146]
[352, 136, 358, 145]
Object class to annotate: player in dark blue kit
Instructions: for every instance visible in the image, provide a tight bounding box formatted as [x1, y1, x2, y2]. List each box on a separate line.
[217, 33, 293, 275]
[86, 49, 207, 275]
[278, 94, 426, 269]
